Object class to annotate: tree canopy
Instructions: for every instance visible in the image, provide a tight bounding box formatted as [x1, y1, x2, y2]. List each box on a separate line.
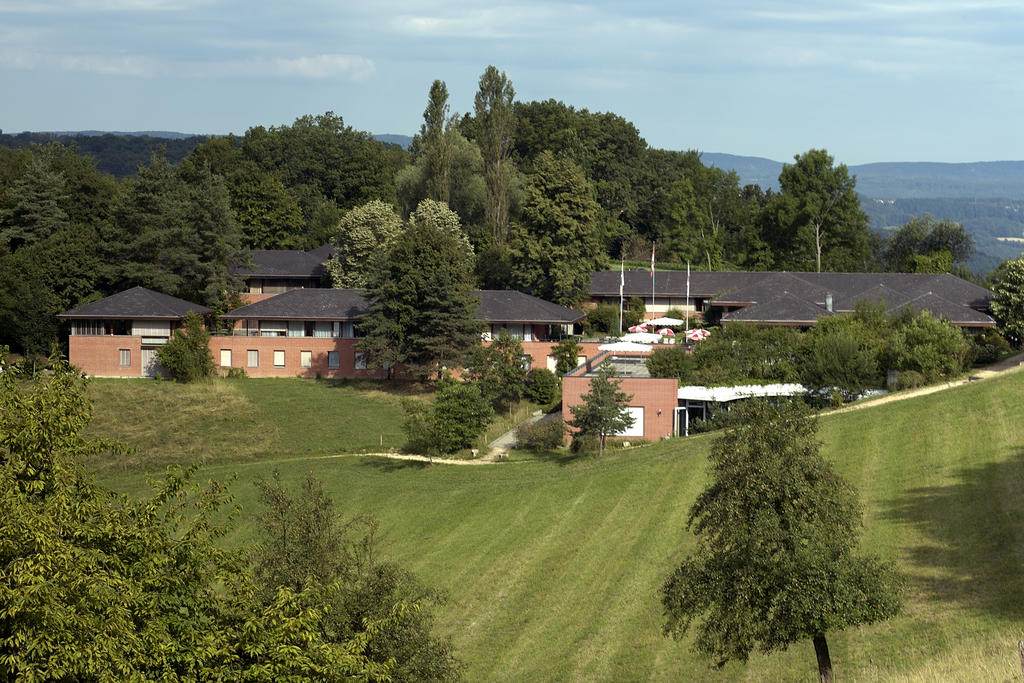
[661, 399, 903, 682]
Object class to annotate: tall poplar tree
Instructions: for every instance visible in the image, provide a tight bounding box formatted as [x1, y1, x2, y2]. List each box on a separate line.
[473, 65, 517, 245]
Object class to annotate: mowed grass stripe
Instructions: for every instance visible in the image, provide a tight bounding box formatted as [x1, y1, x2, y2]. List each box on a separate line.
[89, 371, 1024, 680]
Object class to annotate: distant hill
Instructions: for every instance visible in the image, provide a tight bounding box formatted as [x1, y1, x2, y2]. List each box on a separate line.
[39, 130, 204, 140]
[0, 131, 208, 178]
[373, 133, 413, 149]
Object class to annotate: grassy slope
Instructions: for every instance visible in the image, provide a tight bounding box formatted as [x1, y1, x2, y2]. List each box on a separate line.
[91, 373, 1024, 681]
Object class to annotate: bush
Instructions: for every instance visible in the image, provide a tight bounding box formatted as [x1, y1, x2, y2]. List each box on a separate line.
[524, 368, 560, 405]
[225, 366, 247, 379]
[582, 304, 619, 336]
[896, 370, 926, 390]
[645, 345, 695, 380]
[155, 312, 214, 383]
[550, 338, 582, 376]
[973, 329, 1012, 364]
[403, 376, 493, 456]
[515, 418, 564, 451]
[892, 310, 972, 382]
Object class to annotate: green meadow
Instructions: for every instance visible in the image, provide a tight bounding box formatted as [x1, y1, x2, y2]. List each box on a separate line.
[88, 371, 1024, 681]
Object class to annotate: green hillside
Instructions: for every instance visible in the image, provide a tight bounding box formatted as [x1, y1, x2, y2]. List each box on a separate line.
[91, 372, 1024, 681]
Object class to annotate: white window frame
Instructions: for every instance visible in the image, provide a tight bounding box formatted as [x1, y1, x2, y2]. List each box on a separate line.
[273, 350, 285, 367]
[354, 352, 367, 370]
[220, 349, 232, 367]
[247, 349, 258, 367]
[328, 351, 339, 369]
[119, 349, 131, 367]
[300, 350, 312, 369]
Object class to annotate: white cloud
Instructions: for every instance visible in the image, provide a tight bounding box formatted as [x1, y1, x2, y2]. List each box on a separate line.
[272, 54, 375, 80]
[0, 0, 212, 12]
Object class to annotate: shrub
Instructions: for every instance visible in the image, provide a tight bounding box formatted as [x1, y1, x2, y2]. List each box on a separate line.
[524, 368, 560, 405]
[551, 338, 582, 376]
[896, 370, 926, 390]
[892, 310, 971, 382]
[225, 366, 247, 379]
[646, 345, 695, 380]
[403, 376, 493, 456]
[515, 418, 564, 451]
[973, 329, 1012, 364]
[582, 304, 619, 336]
[155, 312, 214, 383]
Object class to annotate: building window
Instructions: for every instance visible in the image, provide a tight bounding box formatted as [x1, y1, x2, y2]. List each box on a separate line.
[273, 350, 285, 367]
[119, 349, 130, 367]
[354, 352, 367, 370]
[247, 349, 258, 367]
[328, 351, 339, 369]
[220, 349, 232, 367]
[300, 350, 312, 368]
[519, 355, 533, 371]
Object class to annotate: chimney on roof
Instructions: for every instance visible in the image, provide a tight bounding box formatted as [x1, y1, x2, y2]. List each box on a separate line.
[825, 292, 833, 312]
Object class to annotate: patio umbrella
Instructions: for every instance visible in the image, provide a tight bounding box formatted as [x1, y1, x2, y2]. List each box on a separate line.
[655, 328, 675, 336]
[685, 328, 711, 341]
[647, 316, 685, 327]
[627, 323, 649, 333]
[622, 331, 663, 343]
[597, 340, 653, 352]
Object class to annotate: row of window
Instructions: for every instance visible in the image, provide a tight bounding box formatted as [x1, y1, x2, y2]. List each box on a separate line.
[219, 349, 366, 371]
[238, 320, 361, 338]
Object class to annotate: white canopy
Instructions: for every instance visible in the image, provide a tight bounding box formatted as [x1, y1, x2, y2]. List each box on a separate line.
[621, 332, 664, 343]
[677, 383, 806, 403]
[598, 340, 653, 352]
[647, 316, 685, 326]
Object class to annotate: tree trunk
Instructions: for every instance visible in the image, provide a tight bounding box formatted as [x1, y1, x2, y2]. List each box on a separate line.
[813, 634, 833, 683]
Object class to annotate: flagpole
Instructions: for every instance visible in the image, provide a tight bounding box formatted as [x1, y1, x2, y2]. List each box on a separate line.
[685, 261, 690, 332]
[650, 243, 656, 312]
[618, 255, 624, 335]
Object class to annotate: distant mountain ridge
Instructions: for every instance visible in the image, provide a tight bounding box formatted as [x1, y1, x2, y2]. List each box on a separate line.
[701, 153, 1024, 200]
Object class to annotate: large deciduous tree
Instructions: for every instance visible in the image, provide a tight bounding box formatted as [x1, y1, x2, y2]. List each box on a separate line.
[881, 214, 974, 273]
[324, 199, 403, 288]
[989, 256, 1024, 344]
[661, 399, 903, 683]
[567, 361, 634, 456]
[510, 150, 607, 307]
[472, 65, 517, 245]
[766, 149, 872, 272]
[358, 200, 482, 379]
[0, 351, 389, 680]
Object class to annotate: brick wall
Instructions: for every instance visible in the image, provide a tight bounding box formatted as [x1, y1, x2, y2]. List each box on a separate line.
[562, 373, 678, 442]
[211, 336, 387, 379]
[69, 336, 143, 377]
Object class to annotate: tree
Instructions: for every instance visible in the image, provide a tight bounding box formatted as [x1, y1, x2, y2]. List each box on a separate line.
[251, 472, 462, 681]
[0, 350, 389, 680]
[766, 149, 872, 272]
[882, 214, 974, 273]
[0, 155, 70, 250]
[551, 338, 582, 377]
[661, 399, 903, 682]
[358, 200, 482, 379]
[403, 375, 494, 456]
[418, 80, 459, 205]
[156, 312, 214, 382]
[510, 150, 608, 307]
[466, 331, 529, 410]
[800, 316, 882, 403]
[986, 256, 1024, 345]
[324, 199, 403, 288]
[104, 153, 243, 311]
[567, 361, 634, 456]
[891, 309, 972, 382]
[472, 65, 517, 245]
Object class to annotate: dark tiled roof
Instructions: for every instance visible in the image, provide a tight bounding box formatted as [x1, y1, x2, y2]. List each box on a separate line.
[58, 286, 211, 319]
[223, 288, 583, 324]
[231, 249, 327, 279]
[889, 292, 996, 326]
[591, 270, 993, 312]
[833, 283, 912, 312]
[721, 293, 838, 325]
[589, 270, 769, 299]
[476, 290, 583, 324]
[223, 289, 370, 320]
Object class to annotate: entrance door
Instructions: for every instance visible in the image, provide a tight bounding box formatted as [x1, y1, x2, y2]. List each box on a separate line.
[141, 348, 164, 378]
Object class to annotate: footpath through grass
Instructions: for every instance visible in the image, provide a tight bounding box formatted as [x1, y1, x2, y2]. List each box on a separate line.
[92, 371, 1024, 681]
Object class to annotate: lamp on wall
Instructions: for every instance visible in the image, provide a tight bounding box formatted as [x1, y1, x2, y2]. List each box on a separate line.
[657, 409, 662, 416]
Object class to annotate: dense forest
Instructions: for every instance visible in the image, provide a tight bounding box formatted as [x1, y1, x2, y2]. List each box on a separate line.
[0, 66, 1000, 355]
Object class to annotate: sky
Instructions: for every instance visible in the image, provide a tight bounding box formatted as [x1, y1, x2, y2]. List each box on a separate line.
[2, 1, 1023, 165]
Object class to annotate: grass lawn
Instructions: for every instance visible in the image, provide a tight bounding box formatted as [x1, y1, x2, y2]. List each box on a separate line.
[92, 371, 1024, 681]
[85, 377, 425, 474]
